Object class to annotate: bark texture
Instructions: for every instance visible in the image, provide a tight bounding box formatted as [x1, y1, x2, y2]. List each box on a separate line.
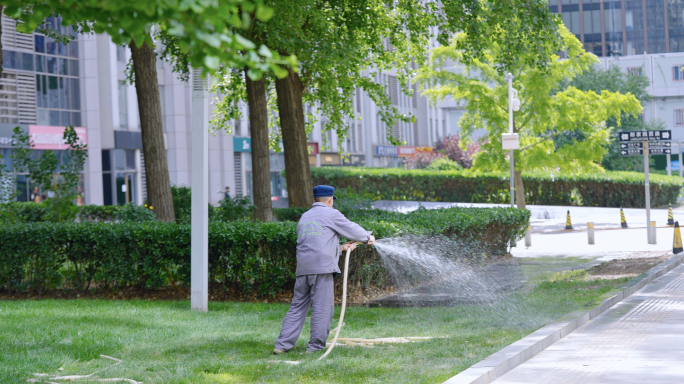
[129, 39, 175, 222]
[514, 169, 526, 210]
[275, 69, 313, 207]
[245, 69, 273, 221]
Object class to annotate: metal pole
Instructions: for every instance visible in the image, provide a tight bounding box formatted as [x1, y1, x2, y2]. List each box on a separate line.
[191, 70, 209, 312]
[667, 152, 672, 176]
[645, 141, 652, 244]
[679, 141, 683, 179]
[508, 73, 514, 207]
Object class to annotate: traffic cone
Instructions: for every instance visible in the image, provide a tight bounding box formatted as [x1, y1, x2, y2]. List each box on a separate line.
[565, 210, 573, 230]
[674, 221, 683, 254]
[620, 207, 628, 228]
[668, 203, 675, 226]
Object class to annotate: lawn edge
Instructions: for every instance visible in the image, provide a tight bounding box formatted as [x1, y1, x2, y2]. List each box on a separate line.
[442, 253, 684, 384]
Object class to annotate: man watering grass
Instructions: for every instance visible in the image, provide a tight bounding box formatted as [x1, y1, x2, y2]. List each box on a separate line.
[274, 185, 375, 354]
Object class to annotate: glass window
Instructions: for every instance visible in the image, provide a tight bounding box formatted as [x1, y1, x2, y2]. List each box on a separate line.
[37, 109, 49, 125]
[101, 150, 111, 171]
[48, 76, 59, 109]
[34, 35, 45, 53]
[674, 66, 684, 81]
[61, 111, 70, 126]
[22, 53, 34, 71]
[103, 171, 113, 205]
[59, 58, 68, 75]
[114, 149, 126, 171]
[70, 78, 80, 110]
[58, 42, 67, 57]
[126, 149, 135, 170]
[46, 37, 57, 55]
[69, 60, 78, 77]
[117, 46, 126, 63]
[35, 55, 45, 72]
[36, 74, 43, 108]
[71, 112, 81, 127]
[58, 77, 66, 109]
[118, 81, 128, 129]
[47, 56, 57, 74]
[675, 109, 684, 126]
[68, 41, 78, 58]
[49, 110, 59, 126]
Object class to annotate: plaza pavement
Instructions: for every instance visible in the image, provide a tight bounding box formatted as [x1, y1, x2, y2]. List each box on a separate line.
[492, 261, 684, 384]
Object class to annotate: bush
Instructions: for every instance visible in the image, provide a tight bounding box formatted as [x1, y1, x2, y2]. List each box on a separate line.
[311, 167, 682, 208]
[0, 202, 155, 223]
[0, 206, 529, 297]
[214, 195, 255, 222]
[426, 157, 460, 171]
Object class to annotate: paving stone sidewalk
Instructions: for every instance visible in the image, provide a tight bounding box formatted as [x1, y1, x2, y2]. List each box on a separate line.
[493, 262, 684, 384]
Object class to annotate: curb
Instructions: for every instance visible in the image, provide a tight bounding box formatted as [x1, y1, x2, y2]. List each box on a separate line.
[443, 254, 684, 384]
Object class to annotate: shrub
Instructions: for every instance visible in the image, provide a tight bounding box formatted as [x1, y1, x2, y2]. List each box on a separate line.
[214, 195, 256, 222]
[0, 206, 529, 297]
[426, 157, 460, 171]
[311, 167, 682, 208]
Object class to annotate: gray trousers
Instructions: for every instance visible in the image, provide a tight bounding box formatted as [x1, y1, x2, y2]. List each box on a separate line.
[274, 273, 335, 352]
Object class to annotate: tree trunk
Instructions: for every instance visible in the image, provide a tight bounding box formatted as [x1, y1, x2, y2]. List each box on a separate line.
[245, 69, 273, 221]
[514, 169, 526, 210]
[275, 69, 313, 207]
[129, 38, 175, 222]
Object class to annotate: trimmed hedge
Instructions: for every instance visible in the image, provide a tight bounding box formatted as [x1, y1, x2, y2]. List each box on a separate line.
[0, 206, 529, 297]
[311, 167, 683, 208]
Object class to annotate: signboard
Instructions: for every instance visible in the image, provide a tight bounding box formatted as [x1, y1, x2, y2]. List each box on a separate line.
[620, 148, 672, 156]
[375, 145, 398, 157]
[233, 137, 251, 152]
[29, 125, 87, 150]
[342, 154, 366, 166]
[320, 153, 341, 165]
[307, 142, 319, 155]
[618, 130, 671, 142]
[621, 142, 672, 149]
[398, 146, 416, 157]
[672, 160, 680, 172]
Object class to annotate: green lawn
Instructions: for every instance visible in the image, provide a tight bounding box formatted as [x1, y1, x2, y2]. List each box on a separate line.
[1, 276, 627, 384]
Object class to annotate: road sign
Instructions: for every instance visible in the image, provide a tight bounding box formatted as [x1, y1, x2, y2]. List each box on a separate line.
[620, 148, 672, 156]
[649, 148, 672, 155]
[620, 149, 643, 156]
[649, 141, 672, 148]
[620, 142, 643, 149]
[618, 130, 672, 142]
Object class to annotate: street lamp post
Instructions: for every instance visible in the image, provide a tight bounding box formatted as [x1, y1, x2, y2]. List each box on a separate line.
[503, 73, 520, 208]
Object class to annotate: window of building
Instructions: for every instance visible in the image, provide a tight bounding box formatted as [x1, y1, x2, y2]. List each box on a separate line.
[101, 149, 137, 205]
[159, 85, 167, 132]
[118, 81, 128, 129]
[674, 66, 684, 81]
[116, 46, 126, 63]
[627, 67, 644, 76]
[676, 109, 684, 126]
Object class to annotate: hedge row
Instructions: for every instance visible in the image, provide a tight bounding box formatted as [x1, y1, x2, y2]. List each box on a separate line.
[311, 167, 683, 208]
[0, 206, 530, 297]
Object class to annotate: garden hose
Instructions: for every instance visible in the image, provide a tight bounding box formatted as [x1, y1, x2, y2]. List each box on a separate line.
[318, 241, 363, 360]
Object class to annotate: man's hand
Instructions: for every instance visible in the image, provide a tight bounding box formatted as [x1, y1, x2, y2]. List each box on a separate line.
[367, 235, 375, 245]
[341, 241, 358, 252]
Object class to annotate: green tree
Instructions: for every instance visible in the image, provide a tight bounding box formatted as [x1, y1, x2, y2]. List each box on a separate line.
[417, 26, 643, 209]
[566, 65, 659, 172]
[212, 0, 563, 208]
[5, 0, 295, 221]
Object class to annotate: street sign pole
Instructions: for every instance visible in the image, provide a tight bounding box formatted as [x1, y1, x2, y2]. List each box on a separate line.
[667, 152, 672, 176]
[191, 70, 209, 312]
[508, 74, 514, 207]
[644, 141, 652, 244]
[677, 141, 684, 178]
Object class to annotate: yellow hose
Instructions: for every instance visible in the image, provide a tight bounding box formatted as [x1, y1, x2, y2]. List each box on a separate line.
[318, 241, 362, 360]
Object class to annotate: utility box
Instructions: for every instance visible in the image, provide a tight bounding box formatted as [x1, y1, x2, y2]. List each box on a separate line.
[502, 133, 519, 150]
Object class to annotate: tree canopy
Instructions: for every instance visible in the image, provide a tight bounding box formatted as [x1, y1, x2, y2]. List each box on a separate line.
[4, 0, 296, 77]
[417, 25, 643, 175]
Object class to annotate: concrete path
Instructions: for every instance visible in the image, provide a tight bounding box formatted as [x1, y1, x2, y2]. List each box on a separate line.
[493, 262, 684, 384]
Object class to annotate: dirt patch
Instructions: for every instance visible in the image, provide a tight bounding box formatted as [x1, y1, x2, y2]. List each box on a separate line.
[586, 252, 671, 280]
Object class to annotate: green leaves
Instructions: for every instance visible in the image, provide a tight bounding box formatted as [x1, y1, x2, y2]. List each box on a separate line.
[310, 167, 682, 208]
[7, 0, 296, 77]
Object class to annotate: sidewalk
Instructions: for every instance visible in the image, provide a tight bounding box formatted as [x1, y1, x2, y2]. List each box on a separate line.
[492, 262, 684, 384]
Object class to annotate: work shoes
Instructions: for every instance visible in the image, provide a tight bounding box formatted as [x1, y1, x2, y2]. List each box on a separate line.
[273, 349, 287, 355]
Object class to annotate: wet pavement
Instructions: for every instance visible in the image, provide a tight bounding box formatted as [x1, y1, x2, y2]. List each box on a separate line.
[492, 262, 684, 384]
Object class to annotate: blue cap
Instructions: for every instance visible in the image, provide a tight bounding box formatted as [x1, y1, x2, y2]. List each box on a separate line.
[313, 185, 337, 200]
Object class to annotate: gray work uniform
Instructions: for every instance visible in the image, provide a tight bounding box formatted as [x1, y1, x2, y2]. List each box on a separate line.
[275, 202, 372, 352]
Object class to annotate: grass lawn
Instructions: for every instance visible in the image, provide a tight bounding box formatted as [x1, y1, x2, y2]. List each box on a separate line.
[1, 275, 627, 384]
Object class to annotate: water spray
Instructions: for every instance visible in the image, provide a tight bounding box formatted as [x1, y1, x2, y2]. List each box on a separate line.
[318, 241, 363, 360]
